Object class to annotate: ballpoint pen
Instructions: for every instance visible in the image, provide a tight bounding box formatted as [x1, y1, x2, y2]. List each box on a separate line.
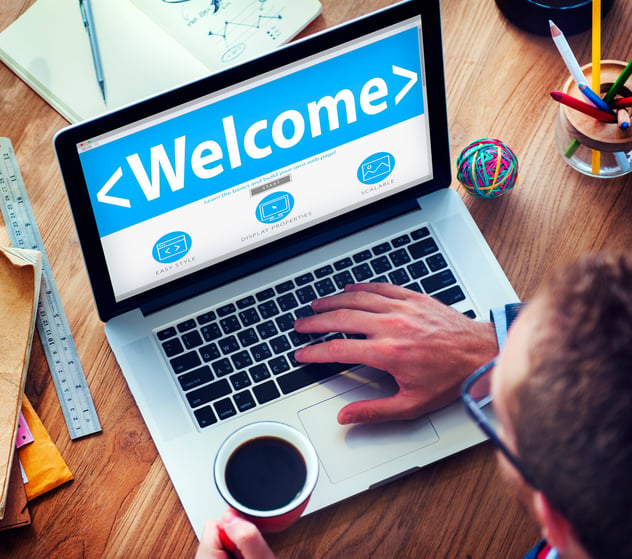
[79, 0, 106, 102]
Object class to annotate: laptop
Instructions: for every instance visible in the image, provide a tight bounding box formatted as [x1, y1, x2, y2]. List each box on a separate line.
[54, 0, 518, 538]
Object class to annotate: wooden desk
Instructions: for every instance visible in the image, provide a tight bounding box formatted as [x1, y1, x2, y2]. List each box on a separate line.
[1, 1, 631, 557]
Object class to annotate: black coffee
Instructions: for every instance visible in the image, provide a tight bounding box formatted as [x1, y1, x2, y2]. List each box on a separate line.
[225, 436, 307, 511]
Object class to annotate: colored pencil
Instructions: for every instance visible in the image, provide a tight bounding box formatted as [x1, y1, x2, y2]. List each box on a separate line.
[550, 91, 617, 122]
[549, 20, 586, 87]
[617, 108, 631, 130]
[578, 83, 613, 113]
[591, 0, 601, 174]
[604, 59, 632, 105]
[611, 96, 632, 109]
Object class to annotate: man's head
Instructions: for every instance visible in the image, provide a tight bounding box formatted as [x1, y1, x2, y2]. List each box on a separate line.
[492, 252, 632, 559]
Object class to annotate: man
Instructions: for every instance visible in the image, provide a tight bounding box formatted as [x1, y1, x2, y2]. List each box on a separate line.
[196, 252, 632, 559]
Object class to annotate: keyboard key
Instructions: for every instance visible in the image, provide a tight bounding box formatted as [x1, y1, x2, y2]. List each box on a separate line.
[295, 272, 314, 286]
[182, 330, 203, 349]
[234, 390, 256, 412]
[212, 358, 234, 377]
[179, 365, 214, 391]
[257, 320, 278, 338]
[407, 261, 429, 279]
[391, 234, 411, 247]
[370, 256, 392, 274]
[251, 342, 272, 362]
[236, 295, 256, 309]
[255, 288, 275, 301]
[372, 242, 391, 255]
[421, 270, 456, 294]
[388, 269, 411, 286]
[409, 238, 439, 259]
[229, 371, 252, 390]
[334, 270, 354, 289]
[269, 355, 290, 375]
[294, 306, 315, 319]
[353, 249, 372, 263]
[278, 293, 299, 311]
[275, 280, 295, 294]
[258, 300, 280, 319]
[270, 335, 291, 354]
[170, 351, 201, 374]
[162, 338, 184, 357]
[289, 330, 310, 347]
[214, 398, 237, 420]
[176, 319, 196, 333]
[219, 335, 240, 355]
[404, 282, 423, 293]
[352, 263, 374, 281]
[238, 328, 259, 347]
[199, 343, 221, 362]
[433, 285, 466, 306]
[275, 313, 294, 332]
[157, 326, 177, 340]
[249, 364, 271, 383]
[463, 309, 477, 319]
[389, 248, 411, 267]
[333, 257, 353, 270]
[194, 406, 217, 428]
[253, 380, 280, 404]
[186, 378, 231, 407]
[201, 323, 222, 341]
[239, 308, 260, 326]
[217, 303, 236, 317]
[277, 362, 349, 394]
[231, 350, 253, 370]
[314, 265, 334, 278]
[315, 278, 336, 296]
[220, 315, 241, 334]
[427, 253, 447, 272]
[196, 311, 216, 325]
[411, 226, 430, 240]
[296, 286, 317, 304]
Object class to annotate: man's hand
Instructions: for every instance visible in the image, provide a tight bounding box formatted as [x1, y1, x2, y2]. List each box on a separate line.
[294, 282, 498, 424]
[195, 510, 276, 559]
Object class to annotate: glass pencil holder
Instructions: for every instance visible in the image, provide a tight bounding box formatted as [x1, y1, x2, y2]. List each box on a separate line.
[555, 60, 632, 178]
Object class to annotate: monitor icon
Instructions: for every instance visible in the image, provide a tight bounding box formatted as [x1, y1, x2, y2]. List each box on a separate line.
[256, 191, 294, 224]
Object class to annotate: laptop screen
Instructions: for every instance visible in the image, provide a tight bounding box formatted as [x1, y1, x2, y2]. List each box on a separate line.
[55, 0, 450, 320]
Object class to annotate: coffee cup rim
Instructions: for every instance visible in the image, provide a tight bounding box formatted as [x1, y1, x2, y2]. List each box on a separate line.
[214, 421, 319, 518]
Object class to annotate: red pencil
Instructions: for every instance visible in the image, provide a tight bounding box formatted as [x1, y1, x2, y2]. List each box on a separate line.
[611, 96, 632, 109]
[550, 90, 617, 123]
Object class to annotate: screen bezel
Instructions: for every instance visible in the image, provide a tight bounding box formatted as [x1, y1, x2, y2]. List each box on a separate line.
[54, 0, 450, 322]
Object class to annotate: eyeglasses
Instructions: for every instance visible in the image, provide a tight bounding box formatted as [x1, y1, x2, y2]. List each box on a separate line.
[461, 358, 536, 487]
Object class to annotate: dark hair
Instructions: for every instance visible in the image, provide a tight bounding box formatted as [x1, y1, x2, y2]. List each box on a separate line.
[511, 253, 632, 559]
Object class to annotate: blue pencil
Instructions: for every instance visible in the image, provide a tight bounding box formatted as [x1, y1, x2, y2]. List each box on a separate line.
[578, 83, 613, 113]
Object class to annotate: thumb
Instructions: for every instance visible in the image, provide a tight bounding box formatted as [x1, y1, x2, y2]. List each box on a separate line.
[337, 393, 425, 425]
[221, 510, 276, 559]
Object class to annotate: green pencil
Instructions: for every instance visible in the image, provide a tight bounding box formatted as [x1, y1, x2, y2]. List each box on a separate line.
[604, 59, 632, 105]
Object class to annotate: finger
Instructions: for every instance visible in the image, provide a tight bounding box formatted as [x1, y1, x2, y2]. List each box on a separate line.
[221, 510, 276, 559]
[309, 286, 407, 315]
[195, 520, 229, 559]
[294, 308, 380, 336]
[295, 337, 384, 369]
[343, 281, 415, 300]
[337, 390, 457, 425]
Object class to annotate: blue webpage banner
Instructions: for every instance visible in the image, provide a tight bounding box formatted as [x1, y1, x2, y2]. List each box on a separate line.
[80, 26, 425, 237]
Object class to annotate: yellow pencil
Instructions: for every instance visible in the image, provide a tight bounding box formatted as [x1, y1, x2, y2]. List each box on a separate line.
[592, 0, 601, 174]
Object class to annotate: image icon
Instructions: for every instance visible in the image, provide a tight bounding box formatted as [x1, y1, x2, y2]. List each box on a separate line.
[256, 191, 294, 224]
[357, 152, 395, 184]
[152, 231, 192, 263]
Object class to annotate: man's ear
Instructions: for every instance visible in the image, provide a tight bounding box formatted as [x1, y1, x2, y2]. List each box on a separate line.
[532, 491, 572, 553]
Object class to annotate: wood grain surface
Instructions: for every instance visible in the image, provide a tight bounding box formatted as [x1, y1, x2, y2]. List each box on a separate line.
[1, 0, 631, 557]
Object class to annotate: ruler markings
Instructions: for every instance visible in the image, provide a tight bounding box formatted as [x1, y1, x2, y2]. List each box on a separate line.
[0, 138, 101, 439]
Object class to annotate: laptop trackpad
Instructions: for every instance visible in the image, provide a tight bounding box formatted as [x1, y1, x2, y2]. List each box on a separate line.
[298, 373, 439, 484]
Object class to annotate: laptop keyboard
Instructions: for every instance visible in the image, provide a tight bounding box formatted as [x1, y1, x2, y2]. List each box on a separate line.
[155, 225, 476, 429]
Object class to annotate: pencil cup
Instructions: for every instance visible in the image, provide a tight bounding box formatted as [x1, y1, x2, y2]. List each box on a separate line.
[555, 60, 632, 178]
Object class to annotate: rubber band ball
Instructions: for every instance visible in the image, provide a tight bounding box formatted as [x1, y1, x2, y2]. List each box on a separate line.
[456, 138, 519, 198]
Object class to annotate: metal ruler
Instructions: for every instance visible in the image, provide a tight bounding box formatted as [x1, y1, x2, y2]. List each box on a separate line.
[0, 138, 101, 440]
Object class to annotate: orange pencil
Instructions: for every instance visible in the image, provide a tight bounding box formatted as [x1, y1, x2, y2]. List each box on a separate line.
[617, 108, 631, 130]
